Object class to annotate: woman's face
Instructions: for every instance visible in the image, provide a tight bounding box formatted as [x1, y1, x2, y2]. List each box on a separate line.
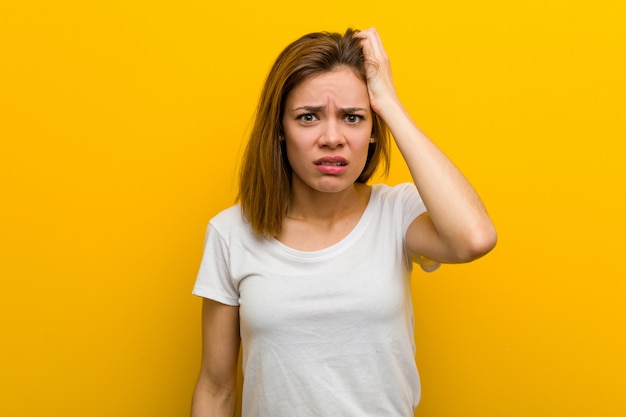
[282, 67, 373, 196]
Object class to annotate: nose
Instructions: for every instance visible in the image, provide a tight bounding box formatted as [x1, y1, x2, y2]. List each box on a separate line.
[319, 119, 345, 149]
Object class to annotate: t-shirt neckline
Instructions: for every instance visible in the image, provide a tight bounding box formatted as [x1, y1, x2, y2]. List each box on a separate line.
[269, 185, 378, 261]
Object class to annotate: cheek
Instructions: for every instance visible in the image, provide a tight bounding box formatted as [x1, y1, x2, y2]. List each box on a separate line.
[356, 127, 374, 156]
[283, 138, 308, 169]
[356, 142, 372, 164]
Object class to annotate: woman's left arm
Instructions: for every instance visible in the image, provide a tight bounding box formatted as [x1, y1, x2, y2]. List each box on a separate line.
[357, 28, 497, 263]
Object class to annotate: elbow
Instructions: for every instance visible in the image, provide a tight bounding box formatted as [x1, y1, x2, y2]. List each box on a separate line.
[454, 223, 497, 263]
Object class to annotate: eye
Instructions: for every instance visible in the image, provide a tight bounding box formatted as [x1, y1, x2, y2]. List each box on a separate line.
[297, 113, 318, 123]
[344, 114, 363, 124]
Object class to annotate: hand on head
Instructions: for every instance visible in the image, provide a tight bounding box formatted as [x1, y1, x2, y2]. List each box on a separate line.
[354, 28, 399, 114]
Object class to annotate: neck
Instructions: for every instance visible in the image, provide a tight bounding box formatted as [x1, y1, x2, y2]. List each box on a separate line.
[288, 183, 370, 224]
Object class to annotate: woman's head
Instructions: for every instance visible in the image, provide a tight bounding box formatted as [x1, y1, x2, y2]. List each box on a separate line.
[238, 28, 391, 237]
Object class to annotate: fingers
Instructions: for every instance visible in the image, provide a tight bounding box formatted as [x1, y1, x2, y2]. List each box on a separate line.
[355, 28, 389, 65]
[354, 28, 398, 114]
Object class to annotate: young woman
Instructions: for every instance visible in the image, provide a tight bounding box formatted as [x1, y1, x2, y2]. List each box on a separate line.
[191, 28, 496, 417]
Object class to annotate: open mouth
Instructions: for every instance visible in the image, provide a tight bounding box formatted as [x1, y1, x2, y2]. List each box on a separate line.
[318, 161, 347, 166]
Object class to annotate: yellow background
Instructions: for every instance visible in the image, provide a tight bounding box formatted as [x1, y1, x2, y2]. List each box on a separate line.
[1, 0, 624, 416]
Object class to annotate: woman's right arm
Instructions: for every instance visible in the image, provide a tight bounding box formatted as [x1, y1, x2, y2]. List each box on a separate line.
[191, 298, 241, 417]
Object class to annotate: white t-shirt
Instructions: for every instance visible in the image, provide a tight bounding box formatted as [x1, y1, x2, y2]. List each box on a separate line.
[193, 183, 439, 417]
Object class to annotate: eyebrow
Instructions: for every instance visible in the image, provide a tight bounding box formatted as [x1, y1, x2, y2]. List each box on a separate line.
[293, 105, 368, 113]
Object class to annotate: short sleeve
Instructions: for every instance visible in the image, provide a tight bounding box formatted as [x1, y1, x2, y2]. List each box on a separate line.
[398, 183, 441, 273]
[397, 183, 427, 235]
[192, 223, 240, 306]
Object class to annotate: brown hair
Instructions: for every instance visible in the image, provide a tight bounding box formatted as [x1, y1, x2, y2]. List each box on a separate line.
[238, 28, 391, 237]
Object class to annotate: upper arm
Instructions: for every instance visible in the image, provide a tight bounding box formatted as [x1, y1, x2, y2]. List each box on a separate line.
[191, 298, 240, 416]
[406, 211, 457, 265]
[406, 210, 497, 265]
[198, 298, 240, 390]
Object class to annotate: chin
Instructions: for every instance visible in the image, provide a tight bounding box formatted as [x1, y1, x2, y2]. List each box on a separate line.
[292, 171, 361, 195]
[312, 179, 357, 194]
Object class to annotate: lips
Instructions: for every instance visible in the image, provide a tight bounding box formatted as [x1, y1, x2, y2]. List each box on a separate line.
[314, 156, 348, 166]
[314, 156, 348, 175]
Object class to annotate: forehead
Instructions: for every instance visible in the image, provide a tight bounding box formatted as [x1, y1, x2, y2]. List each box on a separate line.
[286, 67, 369, 106]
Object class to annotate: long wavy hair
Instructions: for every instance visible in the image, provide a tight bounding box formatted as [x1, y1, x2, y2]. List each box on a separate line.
[238, 28, 391, 237]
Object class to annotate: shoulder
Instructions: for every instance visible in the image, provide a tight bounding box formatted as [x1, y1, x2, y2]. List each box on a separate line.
[371, 182, 420, 203]
[370, 182, 427, 231]
[210, 204, 246, 229]
[208, 204, 259, 245]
